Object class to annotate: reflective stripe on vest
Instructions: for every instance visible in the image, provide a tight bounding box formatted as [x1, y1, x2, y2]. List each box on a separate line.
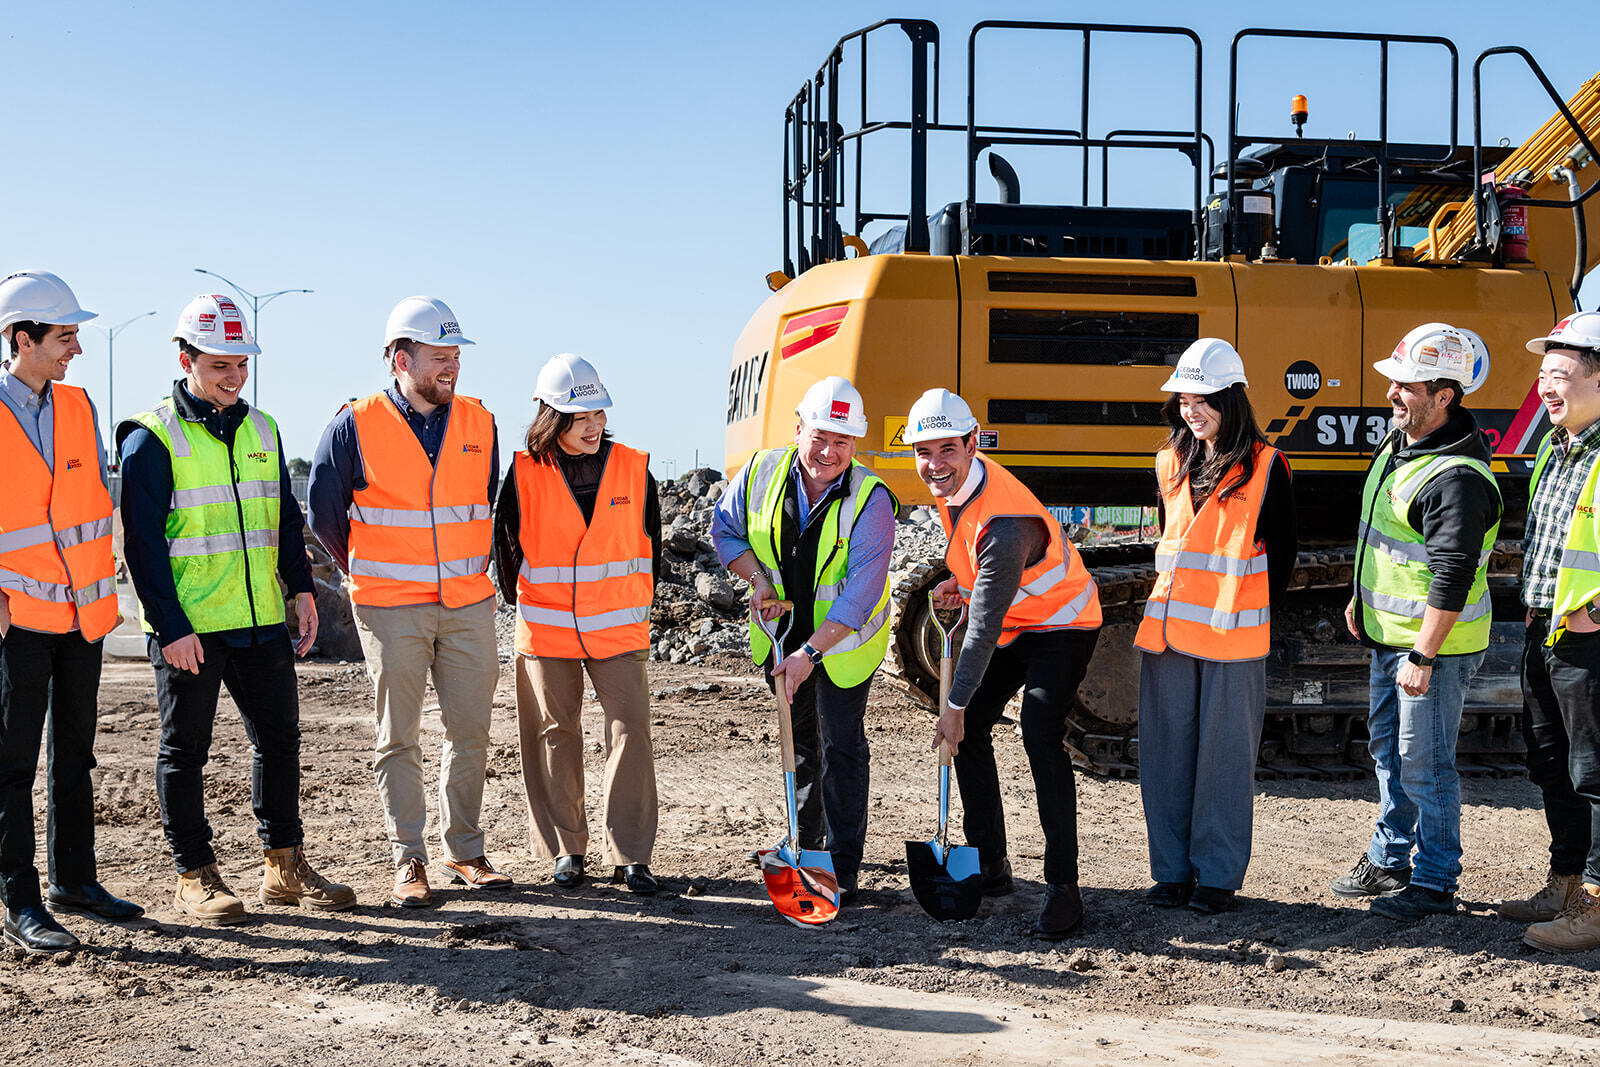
[744, 446, 897, 687]
[937, 454, 1101, 646]
[1530, 430, 1600, 646]
[1355, 436, 1501, 654]
[1135, 444, 1279, 661]
[125, 397, 285, 634]
[514, 443, 653, 659]
[0, 383, 118, 641]
[346, 392, 495, 609]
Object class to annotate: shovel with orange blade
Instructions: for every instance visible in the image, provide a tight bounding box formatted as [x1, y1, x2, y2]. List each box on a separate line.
[751, 598, 839, 927]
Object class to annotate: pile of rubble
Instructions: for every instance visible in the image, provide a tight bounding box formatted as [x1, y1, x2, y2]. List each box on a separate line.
[650, 468, 746, 664]
[648, 469, 949, 667]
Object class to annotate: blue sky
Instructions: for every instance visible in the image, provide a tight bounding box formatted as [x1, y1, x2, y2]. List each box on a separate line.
[5, 0, 1596, 477]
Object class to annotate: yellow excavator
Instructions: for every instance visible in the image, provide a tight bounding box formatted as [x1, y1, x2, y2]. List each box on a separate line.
[725, 20, 1600, 775]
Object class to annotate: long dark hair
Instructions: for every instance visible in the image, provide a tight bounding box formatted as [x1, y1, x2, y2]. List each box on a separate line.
[524, 403, 613, 464]
[1159, 383, 1267, 500]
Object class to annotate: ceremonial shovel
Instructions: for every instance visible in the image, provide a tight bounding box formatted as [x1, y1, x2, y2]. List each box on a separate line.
[905, 595, 982, 921]
[751, 599, 839, 926]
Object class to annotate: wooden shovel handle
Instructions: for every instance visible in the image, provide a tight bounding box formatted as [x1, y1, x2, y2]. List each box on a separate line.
[776, 674, 797, 774]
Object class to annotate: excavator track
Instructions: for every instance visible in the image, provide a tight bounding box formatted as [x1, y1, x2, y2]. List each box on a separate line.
[887, 538, 1529, 780]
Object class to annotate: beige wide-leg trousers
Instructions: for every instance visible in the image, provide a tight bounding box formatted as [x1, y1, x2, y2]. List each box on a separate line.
[354, 597, 499, 866]
[515, 649, 656, 866]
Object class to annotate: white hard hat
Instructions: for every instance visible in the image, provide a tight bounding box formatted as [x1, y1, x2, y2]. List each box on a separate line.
[384, 295, 474, 348]
[1160, 338, 1248, 394]
[173, 293, 260, 356]
[0, 270, 96, 340]
[903, 388, 979, 445]
[795, 375, 868, 437]
[534, 353, 612, 413]
[1526, 311, 1600, 356]
[1373, 322, 1486, 393]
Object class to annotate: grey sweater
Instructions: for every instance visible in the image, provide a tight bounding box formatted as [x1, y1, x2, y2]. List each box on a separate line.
[946, 485, 1050, 708]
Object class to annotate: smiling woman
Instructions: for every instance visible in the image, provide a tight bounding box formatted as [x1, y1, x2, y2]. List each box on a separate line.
[1136, 337, 1297, 917]
[493, 353, 663, 897]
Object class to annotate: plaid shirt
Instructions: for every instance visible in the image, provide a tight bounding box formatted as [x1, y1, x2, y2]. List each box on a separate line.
[1522, 420, 1600, 609]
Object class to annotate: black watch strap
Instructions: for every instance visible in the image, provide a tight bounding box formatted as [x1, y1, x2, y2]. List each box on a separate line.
[1406, 648, 1436, 668]
[801, 642, 824, 665]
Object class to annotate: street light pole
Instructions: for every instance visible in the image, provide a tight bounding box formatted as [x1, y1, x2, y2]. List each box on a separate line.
[192, 268, 313, 409]
[87, 310, 157, 463]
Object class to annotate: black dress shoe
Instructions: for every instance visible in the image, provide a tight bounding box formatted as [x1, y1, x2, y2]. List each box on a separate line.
[1146, 880, 1195, 908]
[3, 905, 79, 954]
[1032, 882, 1084, 940]
[553, 855, 586, 889]
[48, 881, 145, 921]
[981, 856, 1014, 897]
[613, 864, 657, 895]
[1188, 885, 1237, 915]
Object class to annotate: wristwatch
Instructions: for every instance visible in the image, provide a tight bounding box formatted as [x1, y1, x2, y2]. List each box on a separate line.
[800, 642, 824, 665]
[1406, 648, 1436, 668]
[1587, 601, 1600, 625]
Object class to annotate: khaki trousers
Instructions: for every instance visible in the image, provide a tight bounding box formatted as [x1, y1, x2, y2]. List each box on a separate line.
[354, 597, 498, 866]
[515, 649, 656, 866]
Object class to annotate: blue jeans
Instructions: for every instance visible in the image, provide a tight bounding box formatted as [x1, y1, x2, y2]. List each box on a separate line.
[1365, 647, 1483, 893]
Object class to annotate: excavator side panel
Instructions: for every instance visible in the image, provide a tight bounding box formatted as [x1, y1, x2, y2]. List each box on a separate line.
[724, 254, 960, 501]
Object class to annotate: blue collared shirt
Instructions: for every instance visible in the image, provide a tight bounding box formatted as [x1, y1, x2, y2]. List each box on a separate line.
[306, 384, 499, 572]
[0, 363, 109, 475]
[711, 450, 895, 631]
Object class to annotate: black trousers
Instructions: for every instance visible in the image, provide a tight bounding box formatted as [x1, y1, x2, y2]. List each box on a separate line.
[764, 658, 872, 892]
[0, 627, 103, 908]
[953, 627, 1100, 886]
[1521, 616, 1600, 883]
[152, 632, 303, 873]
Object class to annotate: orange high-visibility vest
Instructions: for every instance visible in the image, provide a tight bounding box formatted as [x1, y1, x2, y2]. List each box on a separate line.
[346, 392, 495, 608]
[0, 383, 118, 641]
[937, 454, 1100, 644]
[1135, 443, 1281, 660]
[515, 444, 653, 659]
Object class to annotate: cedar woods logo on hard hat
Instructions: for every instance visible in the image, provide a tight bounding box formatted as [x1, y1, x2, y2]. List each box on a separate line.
[437, 320, 461, 339]
[916, 413, 955, 432]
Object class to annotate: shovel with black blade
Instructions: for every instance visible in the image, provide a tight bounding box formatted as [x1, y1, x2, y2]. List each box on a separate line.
[751, 598, 840, 927]
[906, 595, 982, 921]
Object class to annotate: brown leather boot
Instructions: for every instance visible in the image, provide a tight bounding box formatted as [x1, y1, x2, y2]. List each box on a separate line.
[175, 864, 247, 925]
[392, 858, 432, 908]
[1498, 871, 1584, 923]
[1524, 885, 1600, 953]
[259, 846, 357, 911]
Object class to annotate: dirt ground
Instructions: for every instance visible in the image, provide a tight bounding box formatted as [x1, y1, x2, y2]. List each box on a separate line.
[5, 647, 1600, 1066]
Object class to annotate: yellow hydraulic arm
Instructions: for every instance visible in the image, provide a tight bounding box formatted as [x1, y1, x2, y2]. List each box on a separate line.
[1419, 71, 1600, 281]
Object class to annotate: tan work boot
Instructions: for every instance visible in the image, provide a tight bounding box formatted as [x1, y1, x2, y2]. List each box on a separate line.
[260, 846, 357, 911]
[392, 858, 432, 908]
[175, 864, 247, 925]
[1499, 871, 1585, 923]
[1523, 885, 1600, 953]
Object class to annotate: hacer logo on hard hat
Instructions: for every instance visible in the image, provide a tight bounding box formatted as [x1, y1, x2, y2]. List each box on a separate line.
[830, 400, 852, 421]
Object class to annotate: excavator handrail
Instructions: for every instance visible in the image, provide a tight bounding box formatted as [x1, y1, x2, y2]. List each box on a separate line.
[1471, 47, 1600, 213]
[1228, 28, 1459, 262]
[780, 19, 941, 277]
[965, 21, 1205, 238]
